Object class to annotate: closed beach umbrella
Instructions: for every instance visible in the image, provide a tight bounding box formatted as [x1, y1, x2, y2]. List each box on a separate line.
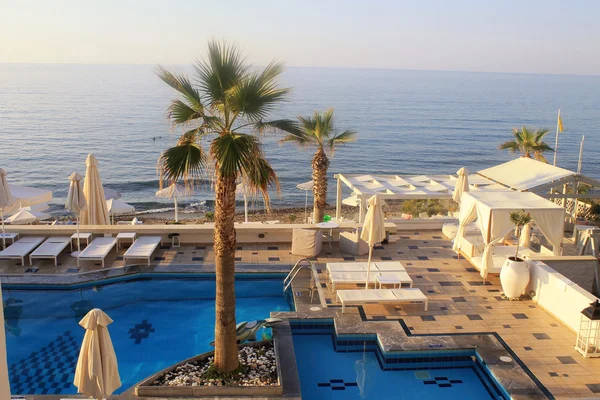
[360, 195, 386, 289]
[5, 209, 51, 225]
[80, 154, 110, 225]
[519, 222, 532, 248]
[155, 183, 191, 223]
[74, 308, 121, 399]
[296, 180, 313, 223]
[106, 199, 135, 224]
[0, 169, 15, 248]
[66, 172, 87, 253]
[0, 283, 10, 399]
[236, 182, 251, 223]
[452, 167, 469, 204]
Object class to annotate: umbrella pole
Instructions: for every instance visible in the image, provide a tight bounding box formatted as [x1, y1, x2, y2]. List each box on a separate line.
[365, 246, 373, 289]
[304, 190, 308, 223]
[1, 209, 4, 249]
[76, 215, 81, 252]
[244, 194, 248, 223]
[174, 197, 178, 222]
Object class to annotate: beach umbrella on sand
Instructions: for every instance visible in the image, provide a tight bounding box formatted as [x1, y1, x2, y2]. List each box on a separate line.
[296, 181, 313, 223]
[452, 167, 469, 204]
[74, 308, 121, 399]
[5, 209, 51, 225]
[66, 172, 87, 254]
[80, 154, 110, 226]
[155, 183, 191, 223]
[361, 195, 386, 289]
[0, 169, 15, 249]
[7, 184, 52, 210]
[103, 187, 121, 201]
[106, 199, 135, 224]
[0, 283, 10, 399]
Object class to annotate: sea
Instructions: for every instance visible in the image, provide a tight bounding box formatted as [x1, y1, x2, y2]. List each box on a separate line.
[1, 64, 599, 216]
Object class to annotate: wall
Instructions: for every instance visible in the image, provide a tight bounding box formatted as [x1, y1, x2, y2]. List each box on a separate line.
[527, 261, 598, 332]
[527, 255, 598, 294]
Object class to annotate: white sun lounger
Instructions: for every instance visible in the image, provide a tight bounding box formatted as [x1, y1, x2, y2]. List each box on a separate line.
[123, 236, 163, 266]
[29, 236, 71, 266]
[328, 271, 413, 292]
[0, 236, 46, 265]
[326, 261, 406, 275]
[337, 288, 428, 313]
[77, 237, 117, 268]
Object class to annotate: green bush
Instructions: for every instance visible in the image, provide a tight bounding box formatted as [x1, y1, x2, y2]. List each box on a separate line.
[288, 214, 297, 223]
[205, 211, 215, 222]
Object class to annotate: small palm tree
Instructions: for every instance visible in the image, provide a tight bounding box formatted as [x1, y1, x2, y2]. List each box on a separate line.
[281, 109, 356, 222]
[498, 126, 554, 163]
[157, 41, 297, 372]
[509, 210, 532, 260]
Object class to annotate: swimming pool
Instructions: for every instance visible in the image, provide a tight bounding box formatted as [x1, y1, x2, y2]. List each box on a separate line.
[4, 274, 291, 395]
[291, 319, 507, 400]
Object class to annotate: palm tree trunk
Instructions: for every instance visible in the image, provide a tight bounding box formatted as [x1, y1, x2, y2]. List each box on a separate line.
[213, 172, 239, 372]
[312, 147, 329, 223]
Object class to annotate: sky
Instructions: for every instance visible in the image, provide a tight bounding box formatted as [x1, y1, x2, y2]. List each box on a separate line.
[1, 0, 599, 75]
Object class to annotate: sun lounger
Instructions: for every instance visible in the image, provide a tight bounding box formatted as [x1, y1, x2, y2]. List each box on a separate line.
[336, 288, 428, 313]
[326, 261, 406, 276]
[29, 236, 71, 266]
[328, 271, 413, 292]
[77, 237, 117, 268]
[0, 236, 46, 265]
[123, 236, 163, 266]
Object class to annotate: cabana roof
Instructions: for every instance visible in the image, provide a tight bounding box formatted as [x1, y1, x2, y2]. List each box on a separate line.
[461, 190, 564, 211]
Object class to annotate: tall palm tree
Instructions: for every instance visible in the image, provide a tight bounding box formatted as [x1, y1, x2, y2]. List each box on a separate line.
[498, 126, 554, 163]
[157, 41, 297, 372]
[281, 108, 356, 222]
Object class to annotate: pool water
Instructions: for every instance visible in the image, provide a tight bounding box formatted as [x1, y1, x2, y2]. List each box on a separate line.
[292, 322, 505, 400]
[4, 274, 290, 395]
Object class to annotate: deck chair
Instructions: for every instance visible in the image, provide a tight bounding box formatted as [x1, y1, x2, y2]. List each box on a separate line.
[0, 236, 46, 265]
[29, 236, 71, 266]
[336, 288, 428, 313]
[123, 236, 163, 266]
[77, 237, 117, 268]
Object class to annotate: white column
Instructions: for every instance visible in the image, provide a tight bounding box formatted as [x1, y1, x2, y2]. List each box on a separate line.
[0, 283, 11, 398]
[244, 194, 248, 223]
[335, 177, 342, 222]
[174, 197, 179, 222]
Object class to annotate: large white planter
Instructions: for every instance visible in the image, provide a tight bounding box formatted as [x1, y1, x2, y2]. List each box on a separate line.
[500, 257, 530, 300]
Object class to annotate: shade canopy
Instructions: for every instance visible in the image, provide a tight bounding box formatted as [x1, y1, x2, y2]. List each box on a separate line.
[6, 209, 52, 224]
[74, 308, 121, 398]
[103, 187, 122, 200]
[478, 157, 574, 191]
[80, 154, 110, 225]
[106, 199, 135, 215]
[453, 191, 565, 278]
[452, 167, 469, 203]
[155, 183, 192, 199]
[296, 181, 313, 191]
[7, 184, 52, 209]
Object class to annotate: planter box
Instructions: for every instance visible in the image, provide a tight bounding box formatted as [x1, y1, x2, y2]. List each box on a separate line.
[135, 339, 283, 397]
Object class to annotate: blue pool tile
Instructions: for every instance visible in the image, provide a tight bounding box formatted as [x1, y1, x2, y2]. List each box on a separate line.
[66, 268, 79, 273]
[153, 256, 165, 261]
[268, 257, 280, 262]
[513, 313, 529, 320]
[128, 320, 156, 344]
[25, 268, 39, 273]
[380, 256, 392, 260]
[421, 315, 436, 322]
[343, 256, 355, 261]
[192, 257, 203, 261]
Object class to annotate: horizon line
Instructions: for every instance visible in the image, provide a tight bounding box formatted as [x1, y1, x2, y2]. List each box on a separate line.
[1, 61, 599, 78]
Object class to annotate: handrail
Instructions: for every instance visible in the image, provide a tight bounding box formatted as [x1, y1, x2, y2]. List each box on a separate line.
[283, 258, 327, 308]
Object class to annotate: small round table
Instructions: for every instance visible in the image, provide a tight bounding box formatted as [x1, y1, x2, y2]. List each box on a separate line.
[315, 222, 339, 253]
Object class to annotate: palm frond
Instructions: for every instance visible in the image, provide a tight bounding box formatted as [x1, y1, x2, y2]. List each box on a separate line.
[211, 133, 260, 179]
[157, 66, 203, 110]
[534, 128, 551, 142]
[166, 100, 203, 125]
[498, 141, 520, 153]
[252, 119, 302, 135]
[327, 129, 357, 152]
[241, 157, 280, 213]
[157, 132, 206, 189]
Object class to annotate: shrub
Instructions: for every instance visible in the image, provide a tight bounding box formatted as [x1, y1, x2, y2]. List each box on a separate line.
[205, 211, 215, 222]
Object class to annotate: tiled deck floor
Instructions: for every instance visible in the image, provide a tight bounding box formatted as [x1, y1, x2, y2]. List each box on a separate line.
[2, 230, 600, 399]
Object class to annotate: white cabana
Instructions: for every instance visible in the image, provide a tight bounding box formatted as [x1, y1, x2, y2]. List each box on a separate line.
[478, 157, 575, 191]
[5, 209, 51, 224]
[106, 199, 135, 224]
[452, 167, 469, 203]
[296, 180, 313, 223]
[453, 191, 565, 279]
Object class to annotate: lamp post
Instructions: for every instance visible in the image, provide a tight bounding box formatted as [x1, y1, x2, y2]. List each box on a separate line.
[575, 300, 600, 358]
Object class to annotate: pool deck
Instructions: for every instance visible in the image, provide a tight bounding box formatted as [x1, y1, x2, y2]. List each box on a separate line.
[3, 230, 600, 399]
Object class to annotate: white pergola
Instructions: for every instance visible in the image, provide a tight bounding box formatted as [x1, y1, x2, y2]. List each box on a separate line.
[335, 157, 600, 223]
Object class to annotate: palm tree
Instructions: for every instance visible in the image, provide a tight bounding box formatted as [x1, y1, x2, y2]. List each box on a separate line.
[281, 109, 356, 222]
[498, 126, 554, 163]
[157, 41, 297, 372]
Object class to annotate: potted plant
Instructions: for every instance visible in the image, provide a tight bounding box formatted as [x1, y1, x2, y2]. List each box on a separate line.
[500, 210, 532, 300]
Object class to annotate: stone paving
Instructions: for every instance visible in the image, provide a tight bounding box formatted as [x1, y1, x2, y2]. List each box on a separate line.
[2, 229, 600, 399]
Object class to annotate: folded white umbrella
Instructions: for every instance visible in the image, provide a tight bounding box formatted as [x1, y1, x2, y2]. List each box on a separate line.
[0, 169, 15, 248]
[296, 180, 313, 223]
[452, 167, 469, 204]
[0, 283, 9, 400]
[5, 208, 51, 225]
[360, 194, 386, 289]
[236, 182, 252, 223]
[74, 308, 121, 399]
[106, 199, 135, 224]
[66, 172, 87, 253]
[156, 183, 192, 223]
[80, 154, 110, 225]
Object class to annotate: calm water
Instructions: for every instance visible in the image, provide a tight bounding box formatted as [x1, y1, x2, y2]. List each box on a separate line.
[1, 64, 599, 214]
[4, 275, 290, 395]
